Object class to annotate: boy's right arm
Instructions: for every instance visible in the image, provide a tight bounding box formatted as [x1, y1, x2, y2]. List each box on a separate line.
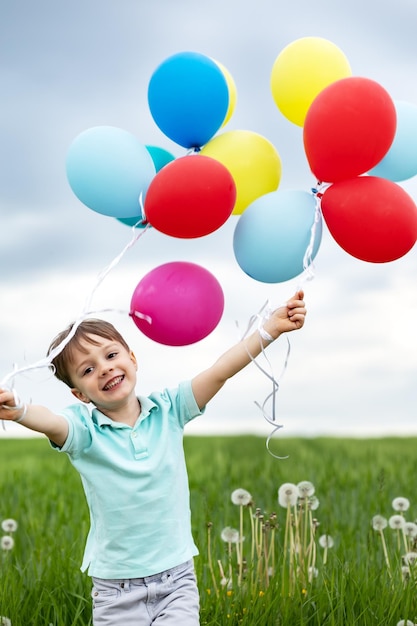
[0, 388, 69, 447]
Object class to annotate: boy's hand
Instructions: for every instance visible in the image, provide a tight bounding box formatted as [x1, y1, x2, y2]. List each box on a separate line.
[264, 290, 307, 338]
[0, 387, 25, 422]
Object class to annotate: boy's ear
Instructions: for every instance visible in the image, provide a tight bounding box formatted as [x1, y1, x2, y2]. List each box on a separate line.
[130, 350, 138, 369]
[71, 388, 91, 403]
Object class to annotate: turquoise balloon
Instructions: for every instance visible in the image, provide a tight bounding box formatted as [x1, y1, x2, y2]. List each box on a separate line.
[369, 101, 417, 182]
[66, 126, 156, 218]
[146, 145, 175, 172]
[233, 190, 322, 283]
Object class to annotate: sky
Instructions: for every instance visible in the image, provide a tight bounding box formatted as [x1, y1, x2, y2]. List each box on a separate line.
[1, 0, 417, 440]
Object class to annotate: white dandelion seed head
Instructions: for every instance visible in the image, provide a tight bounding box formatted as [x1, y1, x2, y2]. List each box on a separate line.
[1, 519, 18, 533]
[278, 483, 298, 508]
[319, 534, 334, 549]
[403, 522, 417, 538]
[401, 565, 410, 581]
[220, 577, 228, 587]
[403, 552, 417, 566]
[1, 536, 14, 551]
[0, 618, 12, 626]
[372, 515, 388, 531]
[392, 497, 410, 512]
[389, 515, 406, 530]
[231, 488, 252, 507]
[396, 620, 414, 626]
[309, 496, 320, 511]
[308, 566, 319, 581]
[221, 527, 240, 544]
[297, 481, 315, 498]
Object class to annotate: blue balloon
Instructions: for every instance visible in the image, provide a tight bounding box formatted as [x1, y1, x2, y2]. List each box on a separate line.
[233, 190, 322, 283]
[66, 126, 156, 218]
[145, 145, 176, 172]
[147, 52, 229, 148]
[369, 101, 417, 182]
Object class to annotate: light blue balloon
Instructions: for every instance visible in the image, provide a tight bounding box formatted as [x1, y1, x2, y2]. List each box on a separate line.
[66, 126, 156, 218]
[233, 190, 322, 283]
[148, 51, 229, 149]
[369, 101, 417, 182]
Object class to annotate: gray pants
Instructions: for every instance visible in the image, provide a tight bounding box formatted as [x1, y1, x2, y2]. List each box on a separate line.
[91, 560, 200, 625]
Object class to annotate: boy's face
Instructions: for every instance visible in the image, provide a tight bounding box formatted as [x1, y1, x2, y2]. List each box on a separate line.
[67, 334, 138, 411]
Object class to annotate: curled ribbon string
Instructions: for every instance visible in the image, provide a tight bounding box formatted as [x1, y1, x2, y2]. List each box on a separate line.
[236, 187, 323, 458]
[237, 302, 290, 459]
[1, 218, 150, 426]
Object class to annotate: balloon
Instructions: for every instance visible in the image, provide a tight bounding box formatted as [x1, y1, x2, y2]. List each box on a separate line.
[66, 126, 156, 218]
[270, 37, 352, 127]
[213, 59, 237, 127]
[303, 77, 397, 182]
[146, 145, 176, 172]
[321, 176, 417, 263]
[130, 261, 224, 346]
[233, 190, 322, 283]
[369, 101, 417, 182]
[144, 155, 236, 238]
[201, 130, 282, 215]
[147, 51, 229, 148]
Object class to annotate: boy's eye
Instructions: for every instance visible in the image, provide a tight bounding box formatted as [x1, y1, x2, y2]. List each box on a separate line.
[108, 352, 118, 359]
[83, 367, 93, 376]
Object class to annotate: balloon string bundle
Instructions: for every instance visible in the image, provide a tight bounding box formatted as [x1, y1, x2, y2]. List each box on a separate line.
[242, 188, 322, 459]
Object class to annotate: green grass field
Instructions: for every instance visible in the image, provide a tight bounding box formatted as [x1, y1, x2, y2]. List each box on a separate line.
[1, 436, 417, 625]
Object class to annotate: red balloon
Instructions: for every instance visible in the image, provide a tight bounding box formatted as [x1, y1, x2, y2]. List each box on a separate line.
[304, 77, 396, 183]
[321, 176, 417, 262]
[144, 154, 236, 238]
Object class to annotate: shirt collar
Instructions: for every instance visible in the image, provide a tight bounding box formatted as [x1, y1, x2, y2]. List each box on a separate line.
[92, 395, 158, 429]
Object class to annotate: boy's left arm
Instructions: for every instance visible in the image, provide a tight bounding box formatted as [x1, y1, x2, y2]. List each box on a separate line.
[191, 290, 306, 410]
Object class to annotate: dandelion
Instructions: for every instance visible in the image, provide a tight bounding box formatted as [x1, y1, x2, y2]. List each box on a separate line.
[372, 515, 388, 531]
[318, 534, 334, 549]
[230, 489, 252, 586]
[1, 536, 14, 551]
[389, 515, 406, 530]
[278, 483, 298, 508]
[0, 618, 12, 626]
[221, 527, 240, 544]
[297, 481, 315, 498]
[231, 488, 252, 507]
[309, 496, 320, 511]
[403, 522, 417, 539]
[1, 519, 18, 533]
[401, 565, 410, 583]
[372, 515, 391, 575]
[396, 621, 414, 626]
[392, 497, 410, 512]
[403, 552, 417, 566]
[308, 566, 318, 581]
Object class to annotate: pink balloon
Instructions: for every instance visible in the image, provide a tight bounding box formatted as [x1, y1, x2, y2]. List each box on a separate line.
[130, 262, 224, 346]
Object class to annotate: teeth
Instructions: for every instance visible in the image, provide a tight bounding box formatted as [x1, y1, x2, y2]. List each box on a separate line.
[104, 376, 123, 391]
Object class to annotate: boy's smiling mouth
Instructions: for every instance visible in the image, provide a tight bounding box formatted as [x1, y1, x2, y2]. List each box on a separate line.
[103, 375, 124, 391]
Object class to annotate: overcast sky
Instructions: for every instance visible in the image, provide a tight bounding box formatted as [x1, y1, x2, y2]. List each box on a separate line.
[1, 0, 417, 440]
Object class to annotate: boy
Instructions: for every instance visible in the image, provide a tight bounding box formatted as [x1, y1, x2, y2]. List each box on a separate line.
[0, 290, 306, 625]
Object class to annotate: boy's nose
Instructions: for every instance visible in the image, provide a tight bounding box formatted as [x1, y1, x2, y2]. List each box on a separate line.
[100, 361, 113, 375]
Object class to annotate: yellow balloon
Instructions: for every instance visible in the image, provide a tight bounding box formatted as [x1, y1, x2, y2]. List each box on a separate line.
[201, 130, 282, 215]
[212, 59, 237, 127]
[270, 37, 352, 127]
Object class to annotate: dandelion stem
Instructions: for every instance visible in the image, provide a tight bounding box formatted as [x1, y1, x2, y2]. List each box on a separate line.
[207, 523, 219, 597]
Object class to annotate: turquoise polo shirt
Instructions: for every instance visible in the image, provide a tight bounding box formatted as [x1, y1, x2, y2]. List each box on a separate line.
[52, 380, 204, 579]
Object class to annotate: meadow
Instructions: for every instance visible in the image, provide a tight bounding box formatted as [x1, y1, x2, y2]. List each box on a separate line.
[1, 435, 417, 625]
